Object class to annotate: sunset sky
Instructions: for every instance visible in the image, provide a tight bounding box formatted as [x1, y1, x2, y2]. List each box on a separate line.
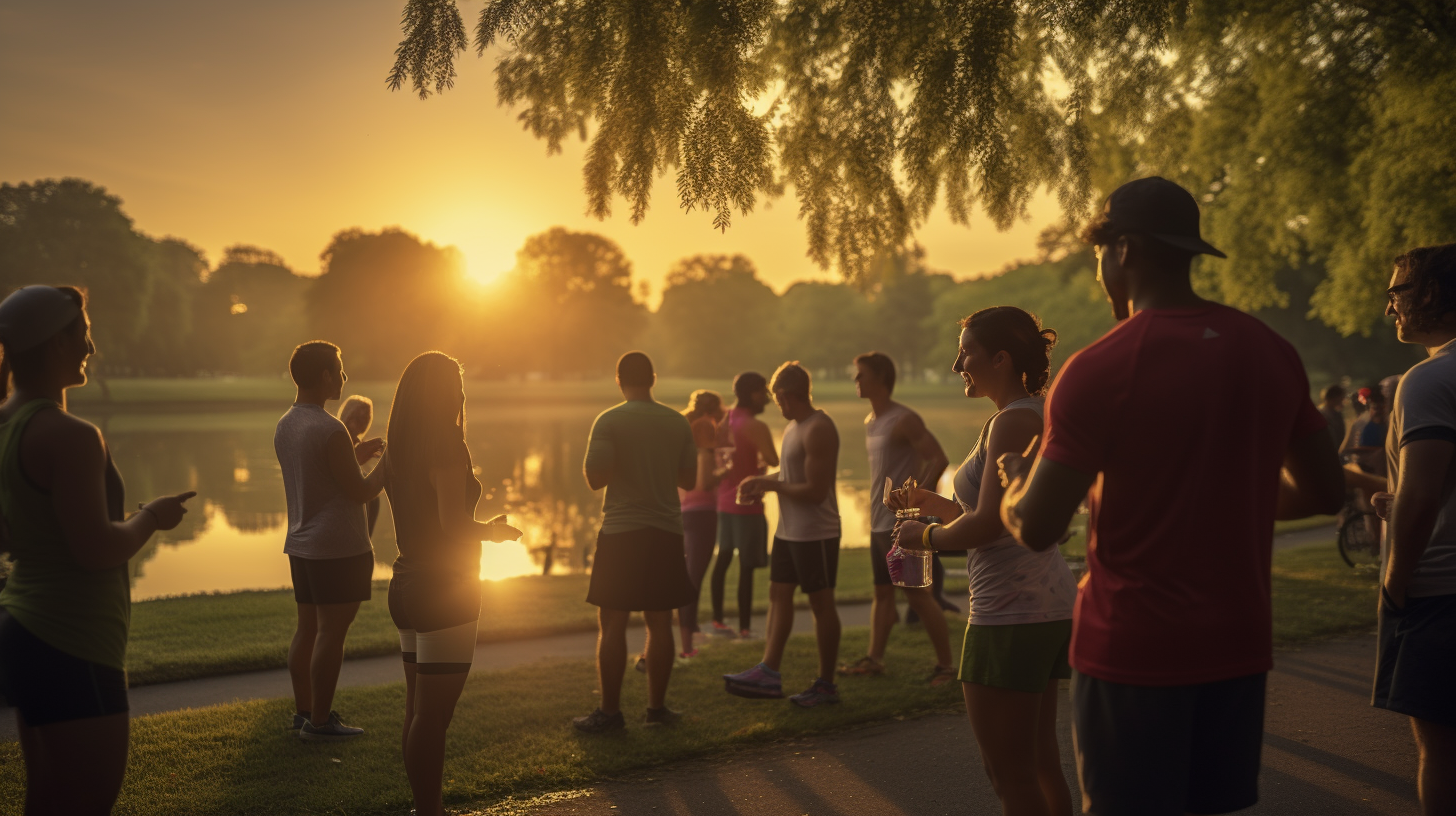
[0, 0, 1060, 298]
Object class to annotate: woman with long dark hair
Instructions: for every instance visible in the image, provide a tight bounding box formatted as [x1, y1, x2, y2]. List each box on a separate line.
[384, 351, 520, 816]
[0, 286, 194, 815]
[891, 306, 1077, 816]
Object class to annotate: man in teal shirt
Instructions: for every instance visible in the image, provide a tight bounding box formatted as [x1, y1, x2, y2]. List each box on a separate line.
[574, 351, 698, 733]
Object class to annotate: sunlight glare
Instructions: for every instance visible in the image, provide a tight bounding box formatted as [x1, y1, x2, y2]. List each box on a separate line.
[478, 539, 538, 581]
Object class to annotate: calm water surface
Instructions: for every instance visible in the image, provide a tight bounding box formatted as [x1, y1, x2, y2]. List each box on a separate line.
[80, 393, 993, 600]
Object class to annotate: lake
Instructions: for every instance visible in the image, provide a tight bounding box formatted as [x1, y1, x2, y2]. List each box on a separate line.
[74, 380, 994, 600]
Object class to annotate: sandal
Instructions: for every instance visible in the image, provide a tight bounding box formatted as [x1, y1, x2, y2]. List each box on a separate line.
[837, 655, 886, 677]
[929, 665, 957, 687]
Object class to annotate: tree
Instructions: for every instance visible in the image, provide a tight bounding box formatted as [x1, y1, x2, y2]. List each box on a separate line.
[776, 280, 875, 379]
[864, 246, 955, 381]
[649, 254, 781, 377]
[193, 246, 312, 375]
[498, 227, 646, 377]
[390, 1, 1456, 334]
[135, 238, 207, 375]
[309, 228, 467, 379]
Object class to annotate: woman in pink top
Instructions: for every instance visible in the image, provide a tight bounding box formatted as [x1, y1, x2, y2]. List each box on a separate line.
[676, 390, 725, 656]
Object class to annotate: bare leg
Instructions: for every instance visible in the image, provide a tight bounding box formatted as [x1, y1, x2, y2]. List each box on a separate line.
[903, 586, 954, 668]
[17, 714, 38, 813]
[309, 601, 361, 721]
[24, 712, 129, 816]
[404, 670, 470, 816]
[760, 582, 797, 671]
[642, 610, 675, 710]
[965, 681, 1066, 816]
[806, 586, 841, 681]
[1413, 717, 1456, 816]
[596, 608, 630, 715]
[400, 661, 418, 772]
[288, 602, 318, 718]
[867, 584, 896, 662]
[1036, 681, 1073, 816]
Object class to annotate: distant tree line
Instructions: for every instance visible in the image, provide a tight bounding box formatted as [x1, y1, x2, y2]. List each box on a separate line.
[0, 178, 1418, 389]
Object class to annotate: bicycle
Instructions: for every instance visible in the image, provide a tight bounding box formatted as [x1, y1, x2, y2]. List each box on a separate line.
[1336, 493, 1381, 568]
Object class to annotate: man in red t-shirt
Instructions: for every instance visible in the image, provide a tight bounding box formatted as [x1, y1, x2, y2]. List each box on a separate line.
[997, 177, 1345, 816]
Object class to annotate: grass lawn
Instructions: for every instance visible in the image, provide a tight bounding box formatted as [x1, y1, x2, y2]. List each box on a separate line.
[0, 543, 1374, 816]
[127, 554, 972, 686]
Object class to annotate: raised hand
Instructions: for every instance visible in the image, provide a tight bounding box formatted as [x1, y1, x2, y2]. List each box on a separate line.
[355, 436, 385, 464]
[996, 434, 1040, 489]
[143, 491, 197, 531]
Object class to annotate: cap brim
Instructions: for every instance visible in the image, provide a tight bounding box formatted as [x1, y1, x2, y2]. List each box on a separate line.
[1150, 232, 1227, 259]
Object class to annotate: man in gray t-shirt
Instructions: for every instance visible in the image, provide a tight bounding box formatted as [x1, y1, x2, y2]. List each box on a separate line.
[1371, 243, 1456, 811]
[275, 341, 387, 741]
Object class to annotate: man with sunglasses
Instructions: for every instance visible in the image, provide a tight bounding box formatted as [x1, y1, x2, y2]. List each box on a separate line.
[275, 341, 387, 740]
[1372, 244, 1456, 814]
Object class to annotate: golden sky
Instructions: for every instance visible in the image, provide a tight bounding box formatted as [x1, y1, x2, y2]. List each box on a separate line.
[0, 0, 1060, 297]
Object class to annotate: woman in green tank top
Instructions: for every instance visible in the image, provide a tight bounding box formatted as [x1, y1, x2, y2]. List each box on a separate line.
[0, 286, 195, 816]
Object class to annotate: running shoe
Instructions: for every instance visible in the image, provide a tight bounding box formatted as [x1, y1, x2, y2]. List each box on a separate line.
[678, 648, 700, 660]
[634, 655, 647, 673]
[723, 663, 784, 699]
[710, 621, 736, 637]
[737, 629, 761, 640]
[790, 678, 841, 708]
[290, 712, 310, 731]
[299, 711, 364, 741]
[572, 708, 626, 734]
[643, 706, 683, 727]
[837, 656, 885, 677]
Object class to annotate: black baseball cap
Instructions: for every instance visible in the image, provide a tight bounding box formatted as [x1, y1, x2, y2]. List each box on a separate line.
[1100, 176, 1226, 258]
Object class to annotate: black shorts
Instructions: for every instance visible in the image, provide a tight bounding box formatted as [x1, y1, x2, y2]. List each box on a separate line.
[1073, 670, 1266, 816]
[869, 531, 895, 586]
[718, 513, 769, 568]
[388, 568, 481, 674]
[1374, 591, 1456, 728]
[770, 536, 840, 594]
[290, 552, 374, 605]
[587, 526, 696, 611]
[0, 610, 129, 727]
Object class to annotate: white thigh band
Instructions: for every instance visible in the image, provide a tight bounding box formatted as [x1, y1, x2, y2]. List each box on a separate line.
[414, 619, 478, 668]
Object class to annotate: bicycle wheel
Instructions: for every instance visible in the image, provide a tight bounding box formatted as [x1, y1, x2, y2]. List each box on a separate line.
[1337, 515, 1381, 567]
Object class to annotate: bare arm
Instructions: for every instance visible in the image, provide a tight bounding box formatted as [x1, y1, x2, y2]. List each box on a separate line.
[1383, 439, 1455, 606]
[1342, 463, 1388, 494]
[433, 463, 521, 543]
[325, 431, 387, 503]
[901, 409, 1040, 552]
[999, 438, 1097, 553]
[1275, 427, 1345, 520]
[896, 411, 950, 490]
[693, 448, 722, 493]
[44, 416, 193, 570]
[744, 419, 779, 468]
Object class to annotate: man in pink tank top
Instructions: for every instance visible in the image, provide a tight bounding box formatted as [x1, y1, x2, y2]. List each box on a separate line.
[708, 372, 778, 637]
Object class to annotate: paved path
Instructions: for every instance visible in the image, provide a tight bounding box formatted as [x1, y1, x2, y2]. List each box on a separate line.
[507, 632, 1417, 816]
[1273, 522, 1337, 551]
[0, 603, 879, 742]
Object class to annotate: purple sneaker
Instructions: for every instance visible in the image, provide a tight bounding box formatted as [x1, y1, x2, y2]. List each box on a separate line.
[723, 663, 784, 699]
[790, 678, 840, 708]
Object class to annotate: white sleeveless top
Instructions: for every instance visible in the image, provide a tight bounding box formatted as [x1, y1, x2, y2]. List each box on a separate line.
[866, 403, 920, 534]
[952, 397, 1075, 625]
[777, 410, 841, 542]
[275, 403, 373, 560]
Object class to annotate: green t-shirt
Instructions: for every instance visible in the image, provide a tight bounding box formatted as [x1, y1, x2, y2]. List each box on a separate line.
[585, 400, 696, 535]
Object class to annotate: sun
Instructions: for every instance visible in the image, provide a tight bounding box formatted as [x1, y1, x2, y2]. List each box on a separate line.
[458, 238, 518, 286]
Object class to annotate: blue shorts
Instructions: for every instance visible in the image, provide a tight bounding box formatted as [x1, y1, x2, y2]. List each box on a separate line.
[1374, 591, 1456, 728]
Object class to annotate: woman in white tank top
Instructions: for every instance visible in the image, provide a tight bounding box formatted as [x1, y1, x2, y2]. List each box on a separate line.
[889, 306, 1077, 816]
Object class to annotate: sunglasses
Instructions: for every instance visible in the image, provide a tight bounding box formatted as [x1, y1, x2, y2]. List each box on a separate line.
[1386, 282, 1414, 305]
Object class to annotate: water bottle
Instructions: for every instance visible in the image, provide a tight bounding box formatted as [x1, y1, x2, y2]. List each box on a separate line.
[887, 507, 934, 588]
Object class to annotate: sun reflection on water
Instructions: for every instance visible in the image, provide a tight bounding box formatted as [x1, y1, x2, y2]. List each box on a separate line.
[477, 540, 539, 581]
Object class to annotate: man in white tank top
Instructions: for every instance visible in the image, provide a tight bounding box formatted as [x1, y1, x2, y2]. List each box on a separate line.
[840, 352, 955, 682]
[723, 362, 843, 707]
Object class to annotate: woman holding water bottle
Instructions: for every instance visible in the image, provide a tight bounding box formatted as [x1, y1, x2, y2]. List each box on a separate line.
[890, 306, 1077, 816]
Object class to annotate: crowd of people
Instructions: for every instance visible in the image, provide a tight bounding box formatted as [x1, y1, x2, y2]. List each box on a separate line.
[0, 176, 1453, 816]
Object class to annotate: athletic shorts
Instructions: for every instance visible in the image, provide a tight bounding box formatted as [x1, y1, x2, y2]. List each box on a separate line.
[1073, 670, 1266, 816]
[0, 610, 129, 727]
[869, 531, 896, 586]
[290, 552, 374, 605]
[1374, 591, 1456, 728]
[587, 526, 695, 612]
[769, 536, 840, 593]
[959, 619, 1071, 693]
[388, 569, 480, 674]
[718, 513, 768, 568]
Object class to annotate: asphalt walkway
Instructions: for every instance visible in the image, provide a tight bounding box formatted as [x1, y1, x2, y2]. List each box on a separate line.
[508, 632, 1417, 816]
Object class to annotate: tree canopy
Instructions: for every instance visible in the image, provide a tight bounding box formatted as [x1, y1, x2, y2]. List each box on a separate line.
[390, 0, 1456, 334]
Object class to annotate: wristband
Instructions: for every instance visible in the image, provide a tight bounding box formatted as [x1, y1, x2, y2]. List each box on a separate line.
[922, 522, 940, 550]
